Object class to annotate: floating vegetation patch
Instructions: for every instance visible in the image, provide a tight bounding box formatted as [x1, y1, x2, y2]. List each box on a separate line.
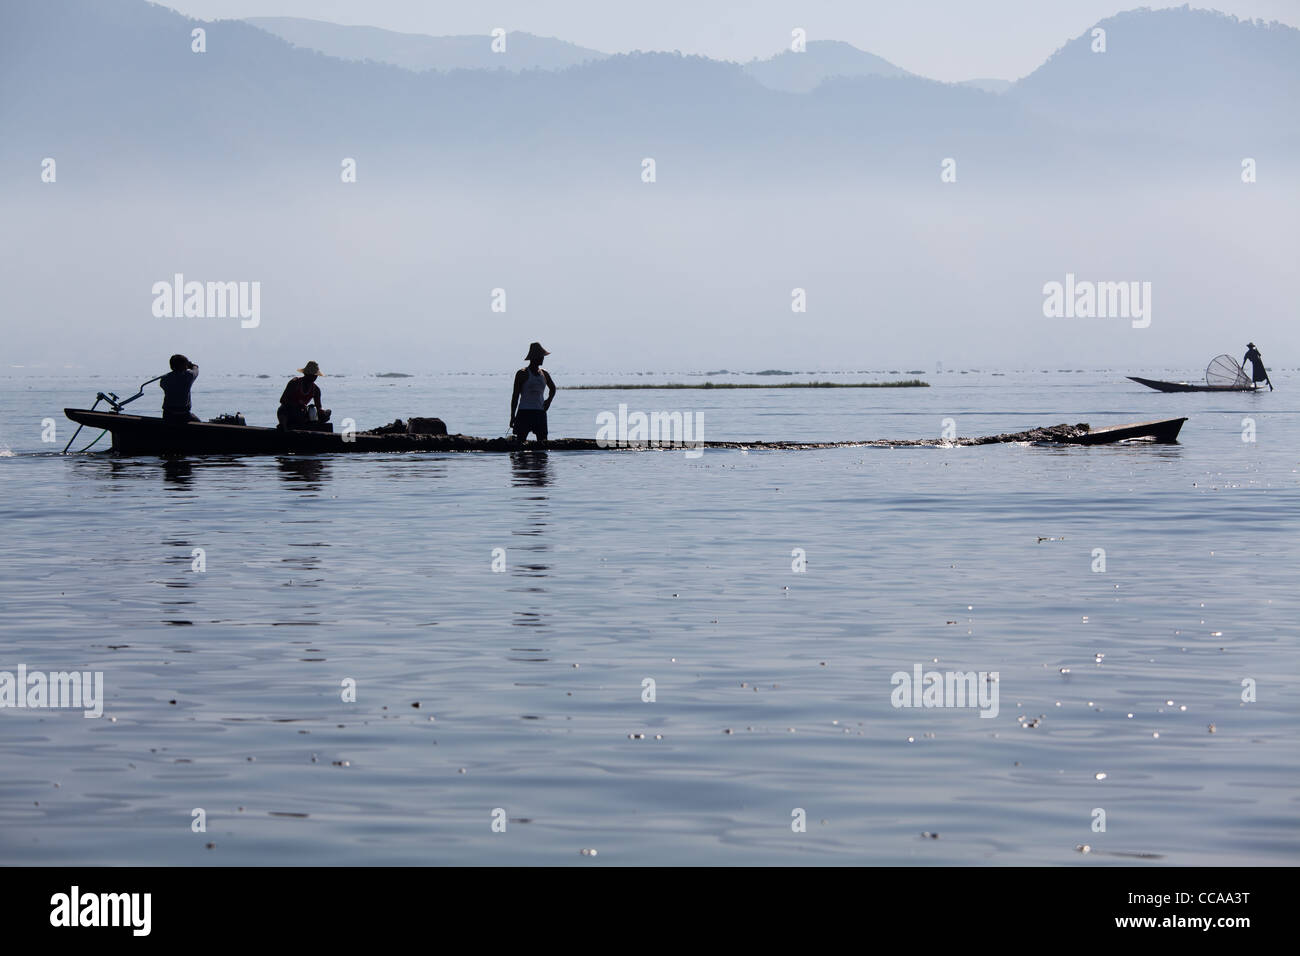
[571, 380, 930, 390]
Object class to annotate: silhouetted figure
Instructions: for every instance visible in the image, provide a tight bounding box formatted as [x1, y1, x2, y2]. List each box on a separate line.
[278, 360, 332, 429]
[510, 343, 556, 442]
[1242, 342, 1269, 386]
[160, 354, 200, 424]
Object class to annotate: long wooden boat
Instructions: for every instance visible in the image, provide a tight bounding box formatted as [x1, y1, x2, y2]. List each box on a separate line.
[1129, 376, 1259, 393]
[64, 408, 1189, 456]
[1064, 417, 1186, 444]
[64, 408, 595, 455]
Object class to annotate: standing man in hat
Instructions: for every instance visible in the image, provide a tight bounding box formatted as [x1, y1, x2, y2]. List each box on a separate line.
[278, 360, 332, 428]
[510, 343, 556, 442]
[1242, 343, 1272, 390]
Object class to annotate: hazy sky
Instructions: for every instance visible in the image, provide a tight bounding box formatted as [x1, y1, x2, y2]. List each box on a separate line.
[4, 1, 1296, 372]
[156, 0, 1300, 81]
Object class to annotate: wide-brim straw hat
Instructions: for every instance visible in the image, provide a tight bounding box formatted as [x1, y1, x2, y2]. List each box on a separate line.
[297, 361, 323, 376]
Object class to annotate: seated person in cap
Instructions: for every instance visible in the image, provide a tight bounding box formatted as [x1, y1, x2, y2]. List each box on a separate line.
[277, 361, 331, 429]
[160, 354, 200, 424]
[510, 342, 556, 441]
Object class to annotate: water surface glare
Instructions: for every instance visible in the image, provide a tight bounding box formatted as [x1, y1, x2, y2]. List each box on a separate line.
[1, 371, 1297, 864]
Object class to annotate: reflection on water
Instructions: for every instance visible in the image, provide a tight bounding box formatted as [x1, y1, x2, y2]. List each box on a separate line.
[509, 450, 552, 488]
[162, 457, 193, 485]
[82, 455, 255, 489]
[510, 452, 552, 543]
[159, 532, 202, 625]
[510, 609, 547, 628]
[277, 532, 328, 586]
[1034, 442, 1187, 460]
[509, 451, 551, 623]
[162, 536, 199, 587]
[276, 456, 330, 489]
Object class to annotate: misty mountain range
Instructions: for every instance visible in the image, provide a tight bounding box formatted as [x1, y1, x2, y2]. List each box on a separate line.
[2, 0, 1297, 186]
[1, 0, 1296, 372]
[246, 17, 985, 94]
[247, 17, 925, 94]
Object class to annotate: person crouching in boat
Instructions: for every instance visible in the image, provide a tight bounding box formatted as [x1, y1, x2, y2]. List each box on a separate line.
[510, 342, 556, 442]
[160, 354, 200, 424]
[1243, 343, 1269, 387]
[277, 361, 331, 429]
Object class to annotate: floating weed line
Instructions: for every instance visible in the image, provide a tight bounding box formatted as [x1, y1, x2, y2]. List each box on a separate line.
[570, 380, 931, 390]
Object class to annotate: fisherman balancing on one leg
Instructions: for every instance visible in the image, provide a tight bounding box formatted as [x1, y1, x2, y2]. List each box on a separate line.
[1242, 342, 1273, 390]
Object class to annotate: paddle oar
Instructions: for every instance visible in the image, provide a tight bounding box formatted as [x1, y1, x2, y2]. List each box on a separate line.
[61, 399, 99, 453]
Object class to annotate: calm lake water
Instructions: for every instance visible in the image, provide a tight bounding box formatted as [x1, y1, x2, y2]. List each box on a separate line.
[1, 369, 1297, 865]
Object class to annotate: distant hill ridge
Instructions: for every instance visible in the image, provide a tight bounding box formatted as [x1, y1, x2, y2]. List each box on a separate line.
[247, 18, 977, 88]
[740, 39, 915, 92]
[245, 16, 608, 73]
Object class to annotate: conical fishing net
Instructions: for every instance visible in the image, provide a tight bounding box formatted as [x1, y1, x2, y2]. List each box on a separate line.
[1206, 354, 1251, 388]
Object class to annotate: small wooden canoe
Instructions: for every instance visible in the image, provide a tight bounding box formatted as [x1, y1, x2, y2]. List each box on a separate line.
[1129, 376, 1259, 393]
